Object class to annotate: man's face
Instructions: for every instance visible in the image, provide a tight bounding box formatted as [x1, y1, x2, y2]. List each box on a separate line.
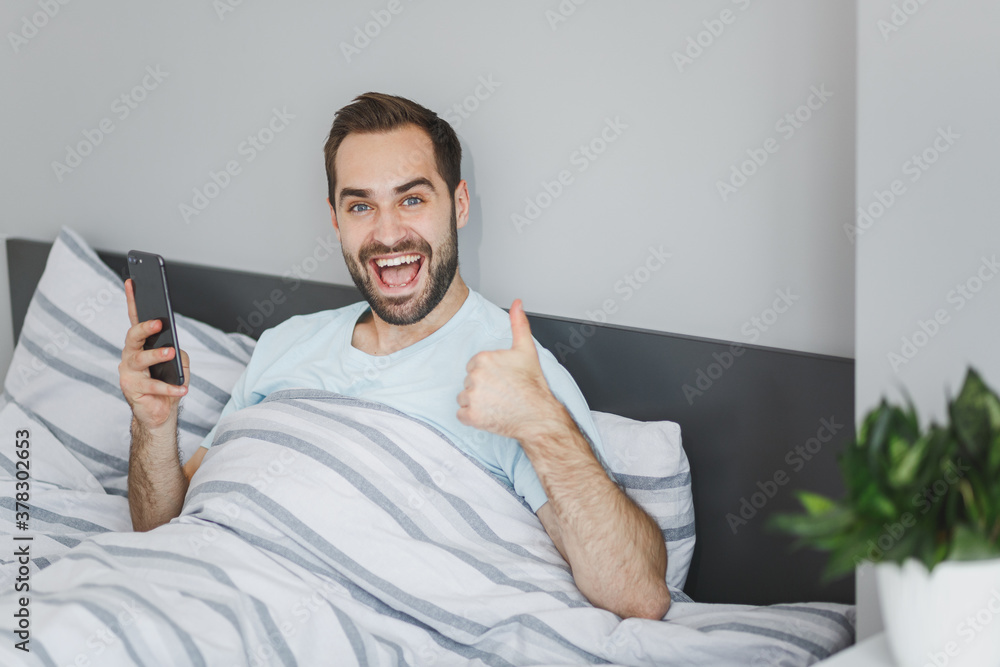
[331, 124, 467, 325]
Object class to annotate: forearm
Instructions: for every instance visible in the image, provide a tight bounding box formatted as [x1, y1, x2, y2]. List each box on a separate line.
[127, 414, 189, 531]
[522, 406, 671, 619]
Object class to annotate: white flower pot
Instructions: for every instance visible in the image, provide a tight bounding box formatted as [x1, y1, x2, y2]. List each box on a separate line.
[875, 557, 1000, 667]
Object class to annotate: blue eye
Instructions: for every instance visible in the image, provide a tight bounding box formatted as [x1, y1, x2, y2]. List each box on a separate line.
[349, 202, 372, 213]
[402, 196, 422, 206]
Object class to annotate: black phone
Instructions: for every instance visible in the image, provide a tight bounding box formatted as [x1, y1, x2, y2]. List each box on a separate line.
[127, 250, 185, 386]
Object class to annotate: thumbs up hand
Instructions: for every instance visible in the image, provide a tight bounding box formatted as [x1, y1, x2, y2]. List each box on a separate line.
[457, 299, 560, 441]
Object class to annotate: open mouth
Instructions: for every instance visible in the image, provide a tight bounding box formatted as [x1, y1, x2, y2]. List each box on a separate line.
[370, 253, 424, 290]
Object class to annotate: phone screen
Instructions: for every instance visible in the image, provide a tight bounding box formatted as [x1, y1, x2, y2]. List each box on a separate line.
[127, 250, 184, 385]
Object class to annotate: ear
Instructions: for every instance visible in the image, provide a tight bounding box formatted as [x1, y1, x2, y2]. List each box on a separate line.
[327, 198, 341, 243]
[454, 180, 470, 230]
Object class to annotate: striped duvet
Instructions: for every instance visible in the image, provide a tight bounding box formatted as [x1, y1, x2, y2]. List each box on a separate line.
[0, 389, 854, 665]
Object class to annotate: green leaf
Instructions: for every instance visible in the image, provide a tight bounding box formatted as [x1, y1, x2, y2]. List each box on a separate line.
[989, 433, 1000, 475]
[771, 366, 1000, 577]
[822, 544, 868, 581]
[888, 434, 928, 489]
[768, 506, 853, 540]
[797, 491, 837, 517]
[958, 478, 981, 526]
[866, 406, 895, 480]
[949, 525, 1000, 561]
[855, 485, 897, 519]
[950, 369, 993, 459]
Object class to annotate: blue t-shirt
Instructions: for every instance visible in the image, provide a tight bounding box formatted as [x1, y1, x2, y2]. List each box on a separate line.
[197, 289, 607, 512]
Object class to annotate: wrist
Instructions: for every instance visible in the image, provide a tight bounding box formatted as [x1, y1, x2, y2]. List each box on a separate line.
[132, 411, 178, 442]
[514, 399, 579, 452]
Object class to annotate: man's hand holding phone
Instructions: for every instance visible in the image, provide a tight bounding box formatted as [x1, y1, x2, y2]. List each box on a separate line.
[119, 278, 189, 432]
[120, 277, 195, 531]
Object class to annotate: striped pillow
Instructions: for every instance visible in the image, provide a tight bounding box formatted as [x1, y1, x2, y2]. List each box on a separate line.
[591, 410, 695, 591]
[3, 227, 255, 497]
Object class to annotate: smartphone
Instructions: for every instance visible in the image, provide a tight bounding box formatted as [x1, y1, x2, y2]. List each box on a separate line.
[127, 250, 185, 386]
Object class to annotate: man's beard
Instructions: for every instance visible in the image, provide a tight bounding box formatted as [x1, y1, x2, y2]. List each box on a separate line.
[342, 205, 459, 326]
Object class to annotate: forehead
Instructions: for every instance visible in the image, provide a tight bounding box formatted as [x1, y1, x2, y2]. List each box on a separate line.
[335, 124, 439, 193]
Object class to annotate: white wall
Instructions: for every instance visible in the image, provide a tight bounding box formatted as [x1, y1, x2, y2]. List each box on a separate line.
[0, 0, 856, 383]
[855, 0, 1000, 639]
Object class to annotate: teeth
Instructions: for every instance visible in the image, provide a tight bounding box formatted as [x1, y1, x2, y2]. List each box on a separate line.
[374, 254, 420, 268]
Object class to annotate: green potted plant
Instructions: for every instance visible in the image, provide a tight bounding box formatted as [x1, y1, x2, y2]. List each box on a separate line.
[771, 368, 1000, 667]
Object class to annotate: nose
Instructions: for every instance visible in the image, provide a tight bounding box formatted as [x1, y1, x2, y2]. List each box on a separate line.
[372, 207, 407, 249]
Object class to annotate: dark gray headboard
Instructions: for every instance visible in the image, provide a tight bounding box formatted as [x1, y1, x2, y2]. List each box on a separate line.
[6, 237, 855, 606]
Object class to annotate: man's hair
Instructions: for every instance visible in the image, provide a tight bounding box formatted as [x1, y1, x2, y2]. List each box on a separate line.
[324, 92, 462, 206]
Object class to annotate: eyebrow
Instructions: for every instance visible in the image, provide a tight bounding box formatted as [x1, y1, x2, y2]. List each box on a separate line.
[338, 177, 436, 207]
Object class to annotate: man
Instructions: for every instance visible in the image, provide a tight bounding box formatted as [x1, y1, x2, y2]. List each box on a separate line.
[119, 92, 671, 621]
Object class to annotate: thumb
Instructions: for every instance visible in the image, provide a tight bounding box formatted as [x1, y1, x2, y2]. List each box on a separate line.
[509, 299, 536, 355]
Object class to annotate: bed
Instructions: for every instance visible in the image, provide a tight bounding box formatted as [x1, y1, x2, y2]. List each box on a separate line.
[0, 228, 856, 665]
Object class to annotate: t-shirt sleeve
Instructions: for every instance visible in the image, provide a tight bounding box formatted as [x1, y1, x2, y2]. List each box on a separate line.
[506, 341, 612, 513]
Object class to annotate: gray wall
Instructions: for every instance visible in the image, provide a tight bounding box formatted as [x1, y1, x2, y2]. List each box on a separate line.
[0, 1, 857, 385]
[855, 0, 1000, 639]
